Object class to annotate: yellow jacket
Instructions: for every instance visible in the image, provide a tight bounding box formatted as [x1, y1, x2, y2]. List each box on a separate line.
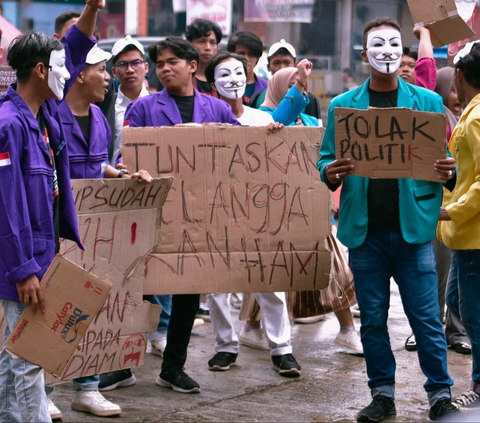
[440, 93, 480, 250]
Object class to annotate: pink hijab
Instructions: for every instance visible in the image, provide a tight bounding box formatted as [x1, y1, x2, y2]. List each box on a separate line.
[261, 67, 299, 109]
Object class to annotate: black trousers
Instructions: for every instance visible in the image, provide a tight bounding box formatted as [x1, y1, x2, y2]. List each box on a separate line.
[161, 294, 200, 372]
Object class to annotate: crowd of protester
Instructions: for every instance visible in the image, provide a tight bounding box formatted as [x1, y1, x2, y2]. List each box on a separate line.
[0, 4, 479, 422]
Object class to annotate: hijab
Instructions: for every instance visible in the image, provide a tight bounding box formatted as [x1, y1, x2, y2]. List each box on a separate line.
[261, 67, 299, 109]
[434, 66, 459, 140]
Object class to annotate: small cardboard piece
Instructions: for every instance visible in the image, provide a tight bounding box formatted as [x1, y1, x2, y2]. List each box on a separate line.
[5, 255, 112, 377]
[334, 107, 447, 182]
[57, 177, 172, 380]
[406, 0, 475, 47]
[122, 125, 332, 295]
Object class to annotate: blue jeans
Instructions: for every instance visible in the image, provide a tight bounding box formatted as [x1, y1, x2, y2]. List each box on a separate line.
[144, 295, 172, 342]
[349, 233, 453, 406]
[0, 300, 51, 422]
[447, 249, 480, 392]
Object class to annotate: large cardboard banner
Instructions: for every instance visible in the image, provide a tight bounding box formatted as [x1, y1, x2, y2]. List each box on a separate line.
[122, 125, 332, 295]
[334, 107, 447, 182]
[406, 0, 475, 48]
[56, 178, 172, 380]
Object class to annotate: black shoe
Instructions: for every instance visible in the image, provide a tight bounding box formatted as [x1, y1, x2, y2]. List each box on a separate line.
[208, 352, 238, 371]
[429, 397, 459, 421]
[405, 333, 417, 352]
[357, 395, 396, 423]
[98, 369, 136, 391]
[195, 305, 211, 322]
[453, 342, 472, 355]
[271, 353, 301, 377]
[156, 367, 200, 393]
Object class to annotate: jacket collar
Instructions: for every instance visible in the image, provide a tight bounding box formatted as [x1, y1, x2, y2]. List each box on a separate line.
[156, 87, 208, 124]
[3, 85, 43, 134]
[351, 76, 419, 110]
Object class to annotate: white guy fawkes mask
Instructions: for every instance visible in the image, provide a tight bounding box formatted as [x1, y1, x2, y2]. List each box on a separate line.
[366, 29, 402, 75]
[214, 59, 246, 99]
[48, 49, 70, 100]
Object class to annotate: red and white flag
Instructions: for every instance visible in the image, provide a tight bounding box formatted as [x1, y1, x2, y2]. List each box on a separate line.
[0, 152, 11, 167]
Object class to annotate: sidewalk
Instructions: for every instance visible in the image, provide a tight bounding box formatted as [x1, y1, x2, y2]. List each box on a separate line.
[50, 283, 475, 422]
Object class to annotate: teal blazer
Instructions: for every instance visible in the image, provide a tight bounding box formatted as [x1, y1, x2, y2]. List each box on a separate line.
[317, 77, 445, 249]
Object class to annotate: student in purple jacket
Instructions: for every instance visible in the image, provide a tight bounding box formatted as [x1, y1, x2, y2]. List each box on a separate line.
[0, 2, 102, 422]
[57, 44, 151, 418]
[125, 37, 239, 394]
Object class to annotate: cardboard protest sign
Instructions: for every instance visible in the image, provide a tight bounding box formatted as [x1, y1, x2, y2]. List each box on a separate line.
[406, 0, 475, 48]
[122, 125, 332, 295]
[334, 107, 447, 182]
[5, 255, 112, 377]
[56, 177, 172, 380]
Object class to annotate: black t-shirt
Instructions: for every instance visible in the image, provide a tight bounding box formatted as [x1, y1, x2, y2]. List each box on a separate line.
[195, 77, 212, 94]
[74, 112, 91, 145]
[367, 88, 401, 234]
[171, 94, 195, 123]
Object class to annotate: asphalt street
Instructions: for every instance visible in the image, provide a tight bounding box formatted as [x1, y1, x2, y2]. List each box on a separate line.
[49, 282, 477, 422]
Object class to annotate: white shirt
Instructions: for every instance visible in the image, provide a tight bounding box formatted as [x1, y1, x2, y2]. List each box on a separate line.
[237, 105, 274, 126]
[112, 85, 150, 163]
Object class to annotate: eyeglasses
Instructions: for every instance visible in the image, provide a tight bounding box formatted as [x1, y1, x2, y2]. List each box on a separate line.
[115, 59, 145, 71]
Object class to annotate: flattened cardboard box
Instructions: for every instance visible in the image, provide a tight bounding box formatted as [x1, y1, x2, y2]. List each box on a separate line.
[334, 107, 447, 182]
[122, 125, 332, 295]
[5, 255, 112, 377]
[56, 178, 172, 380]
[406, 0, 475, 48]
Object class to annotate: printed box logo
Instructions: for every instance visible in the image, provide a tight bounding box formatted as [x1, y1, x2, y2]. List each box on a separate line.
[51, 302, 90, 344]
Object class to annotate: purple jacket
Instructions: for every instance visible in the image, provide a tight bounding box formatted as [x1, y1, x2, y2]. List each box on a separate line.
[0, 25, 95, 302]
[58, 102, 111, 179]
[125, 87, 240, 126]
[253, 75, 268, 94]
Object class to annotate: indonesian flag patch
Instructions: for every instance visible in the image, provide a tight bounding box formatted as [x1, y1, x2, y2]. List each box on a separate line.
[0, 152, 11, 167]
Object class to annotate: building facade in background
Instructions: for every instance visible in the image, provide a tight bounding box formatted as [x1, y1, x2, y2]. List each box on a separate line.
[1, 0, 478, 94]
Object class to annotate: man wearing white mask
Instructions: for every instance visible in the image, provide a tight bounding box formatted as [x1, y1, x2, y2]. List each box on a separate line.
[0, 1, 103, 421]
[317, 18, 458, 422]
[203, 52, 301, 377]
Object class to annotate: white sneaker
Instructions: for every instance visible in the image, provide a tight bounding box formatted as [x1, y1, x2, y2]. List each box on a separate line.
[239, 325, 269, 350]
[334, 330, 363, 355]
[454, 389, 480, 408]
[151, 338, 167, 357]
[71, 390, 122, 417]
[47, 397, 63, 420]
[193, 318, 204, 329]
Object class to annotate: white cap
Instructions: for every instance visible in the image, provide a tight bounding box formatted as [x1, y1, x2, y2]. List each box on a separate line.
[268, 39, 296, 59]
[86, 45, 112, 65]
[111, 35, 145, 57]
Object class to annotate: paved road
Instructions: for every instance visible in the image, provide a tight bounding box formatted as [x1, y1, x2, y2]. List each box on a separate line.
[50, 283, 475, 422]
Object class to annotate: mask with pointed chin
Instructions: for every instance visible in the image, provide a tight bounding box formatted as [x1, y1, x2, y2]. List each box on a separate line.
[48, 49, 70, 100]
[366, 29, 402, 75]
[214, 59, 246, 99]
